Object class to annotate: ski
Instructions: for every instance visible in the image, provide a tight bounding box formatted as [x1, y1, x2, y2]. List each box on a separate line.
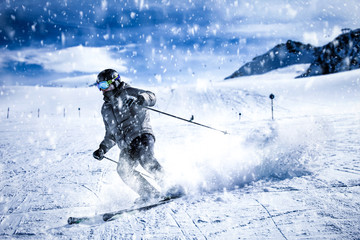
[67, 196, 180, 225]
[67, 216, 91, 225]
[102, 196, 175, 222]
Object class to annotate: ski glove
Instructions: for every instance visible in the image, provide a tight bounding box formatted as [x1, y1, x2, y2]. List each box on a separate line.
[93, 148, 105, 160]
[125, 95, 145, 107]
[136, 95, 145, 106]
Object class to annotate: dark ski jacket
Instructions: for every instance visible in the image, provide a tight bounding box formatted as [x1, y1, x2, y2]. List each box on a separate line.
[99, 82, 156, 152]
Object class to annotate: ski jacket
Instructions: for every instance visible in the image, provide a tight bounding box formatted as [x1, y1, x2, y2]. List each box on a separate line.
[99, 82, 156, 152]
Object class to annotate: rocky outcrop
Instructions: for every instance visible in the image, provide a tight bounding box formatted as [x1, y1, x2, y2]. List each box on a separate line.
[298, 28, 360, 78]
[225, 28, 360, 79]
[225, 40, 320, 79]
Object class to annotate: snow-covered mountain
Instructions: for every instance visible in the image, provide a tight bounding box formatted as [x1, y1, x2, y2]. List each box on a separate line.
[2, 1, 360, 86]
[224, 40, 320, 79]
[226, 28, 360, 79]
[299, 28, 360, 77]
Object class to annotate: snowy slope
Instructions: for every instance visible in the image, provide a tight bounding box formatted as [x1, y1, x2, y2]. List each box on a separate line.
[0, 68, 360, 239]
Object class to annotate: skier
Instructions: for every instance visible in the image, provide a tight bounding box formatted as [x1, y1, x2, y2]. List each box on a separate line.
[92, 69, 164, 203]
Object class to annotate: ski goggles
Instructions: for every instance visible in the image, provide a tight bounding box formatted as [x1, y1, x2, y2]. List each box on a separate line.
[97, 75, 120, 90]
[97, 80, 113, 90]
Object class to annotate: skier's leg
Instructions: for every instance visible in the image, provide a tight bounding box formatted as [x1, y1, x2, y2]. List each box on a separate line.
[117, 148, 160, 199]
[132, 134, 186, 198]
[129, 134, 165, 184]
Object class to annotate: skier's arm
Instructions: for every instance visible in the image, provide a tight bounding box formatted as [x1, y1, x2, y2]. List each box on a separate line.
[138, 90, 156, 107]
[93, 122, 115, 160]
[99, 120, 116, 153]
[128, 87, 156, 107]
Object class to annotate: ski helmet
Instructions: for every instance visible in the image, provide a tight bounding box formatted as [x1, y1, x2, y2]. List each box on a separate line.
[96, 69, 121, 90]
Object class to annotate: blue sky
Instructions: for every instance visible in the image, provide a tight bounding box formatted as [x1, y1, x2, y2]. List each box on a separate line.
[1, 0, 359, 86]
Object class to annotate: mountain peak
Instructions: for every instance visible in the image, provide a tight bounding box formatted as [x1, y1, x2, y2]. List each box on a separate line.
[225, 28, 360, 80]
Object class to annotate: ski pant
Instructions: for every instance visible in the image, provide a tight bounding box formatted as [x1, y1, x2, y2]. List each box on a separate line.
[117, 133, 164, 198]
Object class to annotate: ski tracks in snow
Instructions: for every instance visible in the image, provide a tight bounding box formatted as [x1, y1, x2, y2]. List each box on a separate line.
[254, 199, 288, 240]
[166, 201, 208, 240]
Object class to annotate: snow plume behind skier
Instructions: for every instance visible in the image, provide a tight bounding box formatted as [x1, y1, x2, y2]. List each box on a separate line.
[92, 69, 172, 204]
[150, 87, 327, 195]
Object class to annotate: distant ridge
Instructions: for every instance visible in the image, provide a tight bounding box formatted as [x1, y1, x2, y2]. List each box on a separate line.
[225, 28, 360, 79]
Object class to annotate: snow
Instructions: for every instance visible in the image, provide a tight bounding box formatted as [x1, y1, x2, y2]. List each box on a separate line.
[1, 67, 360, 239]
[1, 0, 360, 237]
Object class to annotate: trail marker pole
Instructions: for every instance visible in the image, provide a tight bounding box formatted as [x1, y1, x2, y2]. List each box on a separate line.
[269, 93, 275, 120]
[7, 107, 9, 119]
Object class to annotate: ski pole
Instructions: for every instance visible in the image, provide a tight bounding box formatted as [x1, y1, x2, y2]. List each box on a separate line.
[102, 156, 155, 180]
[103, 156, 118, 164]
[145, 107, 229, 135]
